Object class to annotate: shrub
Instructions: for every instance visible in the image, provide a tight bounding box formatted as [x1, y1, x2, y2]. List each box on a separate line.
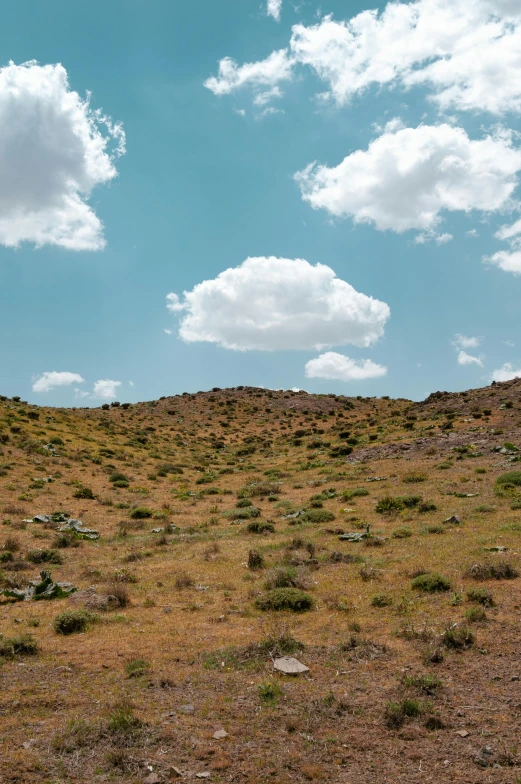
[129, 507, 153, 519]
[466, 561, 518, 580]
[110, 473, 128, 483]
[226, 507, 261, 520]
[264, 566, 311, 591]
[26, 549, 63, 565]
[300, 509, 335, 524]
[0, 633, 38, 657]
[402, 472, 427, 483]
[465, 607, 487, 623]
[175, 571, 194, 589]
[402, 674, 441, 695]
[418, 502, 437, 513]
[73, 486, 95, 500]
[255, 588, 314, 612]
[54, 610, 94, 635]
[236, 498, 253, 508]
[495, 471, 521, 495]
[392, 527, 412, 539]
[384, 699, 425, 729]
[466, 587, 495, 606]
[411, 573, 451, 593]
[341, 488, 369, 502]
[247, 521, 275, 534]
[442, 624, 474, 649]
[375, 496, 403, 514]
[248, 550, 264, 570]
[371, 594, 393, 607]
[112, 480, 129, 489]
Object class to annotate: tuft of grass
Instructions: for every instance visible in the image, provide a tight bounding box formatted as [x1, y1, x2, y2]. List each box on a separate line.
[175, 571, 194, 589]
[384, 699, 426, 728]
[255, 587, 314, 612]
[411, 573, 452, 593]
[402, 472, 428, 483]
[465, 607, 487, 623]
[125, 657, 150, 678]
[26, 548, 63, 565]
[258, 681, 282, 704]
[247, 521, 275, 534]
[248, 549, 264, 570]
[402, 674, 442, 695]
[442, 624, 474, 649]
[371, 593, 393, 607]
[392, 527, 412, 539]
[107, 701, 142, 735]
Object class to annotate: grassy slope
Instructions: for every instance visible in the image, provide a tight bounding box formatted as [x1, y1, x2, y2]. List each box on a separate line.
[0, 381, 520, 783]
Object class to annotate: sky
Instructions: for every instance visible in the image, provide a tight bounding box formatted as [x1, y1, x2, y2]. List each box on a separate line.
[1, 0, 521, 406]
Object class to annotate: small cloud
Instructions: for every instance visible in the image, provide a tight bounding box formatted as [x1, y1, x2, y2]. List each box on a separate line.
[234, 108, 246, 117]
[457, 350, 484, 367]
[164, 328, 173, 335]
[93, 379, 121, 400]
[32, 371, 85, 393]
[452, 334, 480, 350]
[128, 380, 135, 387]
[305, 351, 387, 382]
[491, 363, 521, 382]
[466, 228, 479, 237]
[504, 340, 515, 347]
[74, 388, 90, 399]
[267, 0, 282, 22]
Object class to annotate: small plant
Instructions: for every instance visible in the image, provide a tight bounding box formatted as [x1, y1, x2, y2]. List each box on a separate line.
[384, 699, 424, 728]
[255, 588, 314, 612]
[175, 571, 194, 589]
[0, 633, 38, 657]
[466, 560, 519, 581]
[465, 606, 487, 623]
[418, 501, 437, 513]
[107, 701, 142, 735]
[26, 549, 63, 565]
[73, 486, 95, 500]
[300, 509, 335, 524]
[467, 587, 495, 606]
[54, 609, 95, 635]
[402, 472, 427, 483]
[341, 488, 369, 501]
[258, 681, 282, 704]
[371, 593, 393, 607]
[411, 573, 451, 593]
[392, 527, 412, 539]
[129, 507, 153, 519]
[125, 658, 150, 678]
[247, 521, 275, 534]
[248, 549, 264, 570]
[442, 624, 474, 649]
[402, 674, 442, 695]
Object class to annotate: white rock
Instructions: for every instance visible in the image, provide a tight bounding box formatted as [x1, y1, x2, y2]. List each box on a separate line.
[273, 657, 309, 675]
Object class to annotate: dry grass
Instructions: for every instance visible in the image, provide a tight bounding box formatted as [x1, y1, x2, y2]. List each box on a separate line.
[1, 381, 521, 781]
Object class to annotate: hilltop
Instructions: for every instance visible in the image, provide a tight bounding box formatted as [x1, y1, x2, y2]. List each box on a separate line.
[1, 380, 521, 783]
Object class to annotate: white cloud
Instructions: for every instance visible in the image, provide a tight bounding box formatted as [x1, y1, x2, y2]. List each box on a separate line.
[495, 217, 521, 242]
[295, 124, 521, 234]
[504, 339, 515, 347]
[457, 350, 484, 367]
[453, 334, 481, 350]
[466, 228, 479, 237]
[164, 328, 173, 335]
[305, 351, 388, 381]
[485, 250, 521, 275]
[205, 0, 521, 115]
[32, 371, 85, 393]
[204, 49, 294, 101]
[267, 0, 282, 22]
[0, 61, 125, 251]
[93, 379, 121, 400]
[491, 362, 521, 382]
[167, 256, 390, 351]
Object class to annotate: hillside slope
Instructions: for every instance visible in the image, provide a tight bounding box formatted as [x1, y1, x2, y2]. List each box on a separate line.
[1, 381, 520, 783]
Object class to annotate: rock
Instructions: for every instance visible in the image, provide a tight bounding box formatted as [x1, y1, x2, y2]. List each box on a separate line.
[151, 528, 163, 533]
[338, 532, 368, 542]
[69, 587, 119, 610]
[178, 704, 195, 714]
[168, 767, 182, 779]
[273, 657, 309, 675]
[195, 774, 210, 779]
[455, 730, 469, 737]
[144, 774, 161, 784]
[443, 515, 462, 525]
[474, 746, 494, 767]
[213, 729, 228, 739]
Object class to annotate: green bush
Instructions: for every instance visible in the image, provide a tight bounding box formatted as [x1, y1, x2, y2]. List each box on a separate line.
[392, 527, 412, 539]
[495, 471, 521, 495]
[129, 507, 153, 519]
[258, 681, 282, 703]
[225, 507, 261, 520]
[371, 593, 393, 607]
[26, 549, 63, 565]
[300, 509, 335, 524]
[255, 588, 314, 612]
[341, 488, 369, 501]
[465, 607, 487, 623]
[466, 587, 494, 606]
[0, 633, 38, 657]
[73, 486, 95, 500]
[125, 658, 150, 678]
[411, 572, 451, 593]
[402, 472, 427, 483]
[54, 609, 94, 635]
[442, 625, 474, 649]
[247, 521, 275, 534]
[466, 560, 518, 580]
[107, 701, 142, 734]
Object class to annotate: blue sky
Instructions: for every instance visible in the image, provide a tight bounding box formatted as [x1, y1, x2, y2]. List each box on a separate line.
[1, 0, 521, 405]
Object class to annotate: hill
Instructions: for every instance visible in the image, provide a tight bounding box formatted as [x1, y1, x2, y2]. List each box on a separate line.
[1, 380, 521, 783]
